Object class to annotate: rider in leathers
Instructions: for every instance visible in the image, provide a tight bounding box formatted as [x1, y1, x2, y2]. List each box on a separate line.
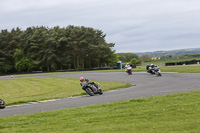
[80, 77, 99, 92]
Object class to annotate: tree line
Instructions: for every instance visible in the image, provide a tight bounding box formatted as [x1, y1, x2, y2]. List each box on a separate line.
[0, 25, 118, 74]
[117, 53, 142, 65]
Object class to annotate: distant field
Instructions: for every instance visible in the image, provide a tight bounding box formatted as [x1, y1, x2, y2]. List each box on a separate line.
[0, 91, 199, 133]
[5, 65, 199, 78]
[94, 66, 200, 73]
[132, 65, 200, 73]
[159, 65, 200, 73]
[140, 57, 200, 67]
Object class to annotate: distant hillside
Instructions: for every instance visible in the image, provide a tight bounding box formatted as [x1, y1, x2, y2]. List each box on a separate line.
[136, 48, 200, 57]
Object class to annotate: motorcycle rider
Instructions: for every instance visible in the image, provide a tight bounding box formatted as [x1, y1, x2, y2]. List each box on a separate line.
[149, 64, 155, 74]
[146, 64, 150, 72]
[80, 77, 99, 90]
[150, 64, 155, 68]
[125, 63, 130, 72]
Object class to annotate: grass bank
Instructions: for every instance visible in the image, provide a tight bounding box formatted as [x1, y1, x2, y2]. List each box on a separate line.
[0, 91, 199, 133]
[0, 77, 132, 106]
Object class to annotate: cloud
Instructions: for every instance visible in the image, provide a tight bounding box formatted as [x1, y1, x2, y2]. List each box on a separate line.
[1, 0, 200, 52]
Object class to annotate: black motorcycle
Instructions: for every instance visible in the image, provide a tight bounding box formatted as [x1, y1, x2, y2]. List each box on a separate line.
[0, 99, 6, 109]
[81, 81, 103, 96]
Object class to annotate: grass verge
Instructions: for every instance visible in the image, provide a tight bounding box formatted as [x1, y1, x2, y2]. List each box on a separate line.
[0, 77, 132, 106]
[0, 91, 199, 133]
[140, 57, 200, 67]
[160, 66, 200, 73]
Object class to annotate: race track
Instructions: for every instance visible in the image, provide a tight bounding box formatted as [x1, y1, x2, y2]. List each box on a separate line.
[0, 72, 200, 117]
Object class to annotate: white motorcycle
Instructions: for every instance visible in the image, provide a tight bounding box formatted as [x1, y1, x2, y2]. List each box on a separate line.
[147, 66, 162, 76]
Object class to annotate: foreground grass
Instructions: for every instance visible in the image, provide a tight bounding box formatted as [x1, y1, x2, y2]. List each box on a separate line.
[0, 77, 132, 106]
[0, 91, 199, 133]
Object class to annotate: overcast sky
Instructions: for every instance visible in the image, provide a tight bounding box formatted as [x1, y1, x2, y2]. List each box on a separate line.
[1, 0, 200, 53]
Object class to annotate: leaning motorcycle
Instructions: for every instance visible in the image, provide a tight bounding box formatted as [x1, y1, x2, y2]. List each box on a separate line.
[147, 66, 162, 76]
[154, 66, 162, 76]
[147, 66, 153, 74]
[81, 81, 103, 96]
[0, 99, 6, 109]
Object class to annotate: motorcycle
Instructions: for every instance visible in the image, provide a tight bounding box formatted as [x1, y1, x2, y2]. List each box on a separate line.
[147, 66, 162, 76]
[0, 99, 6, 109]
[154, 66, 162, 76]
[81, 81, 103, 96]
[127, 67, 132, 75]
[147, 66, 152, 74]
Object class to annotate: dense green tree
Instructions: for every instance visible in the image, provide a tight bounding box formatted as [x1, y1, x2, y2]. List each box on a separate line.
[14, 49, 36, 72]
[51, 27, 71, 70]
[0, 25, 117, 74]
[131, 58, 141, 65]
[118, 53, 139, 63]
[139, 55, 151, 62]
[0, 28, 22, 73]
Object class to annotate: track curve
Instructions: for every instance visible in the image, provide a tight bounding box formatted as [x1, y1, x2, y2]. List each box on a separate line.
[0, 72, 200, 117]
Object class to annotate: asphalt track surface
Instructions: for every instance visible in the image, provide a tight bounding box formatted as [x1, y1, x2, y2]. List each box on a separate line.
[1, 72, 200, 117]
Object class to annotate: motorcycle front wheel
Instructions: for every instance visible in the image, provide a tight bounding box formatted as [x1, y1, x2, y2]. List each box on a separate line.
[98, 88, 103, 95]
[0, 99, 6, 109]
[156, 72, 161, 76]
[85, 88, 95, 96]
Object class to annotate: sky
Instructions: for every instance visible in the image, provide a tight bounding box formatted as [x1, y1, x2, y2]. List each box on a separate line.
[1, 0, 200, 53]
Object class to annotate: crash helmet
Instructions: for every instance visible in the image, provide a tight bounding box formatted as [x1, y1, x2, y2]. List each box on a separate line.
[80, 77, 84, 82]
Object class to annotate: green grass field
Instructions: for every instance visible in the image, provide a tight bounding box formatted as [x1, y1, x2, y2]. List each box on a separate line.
[1, 67, 200, 132]
[0, 91, 199, 133]
[0, 77, 132, 106]
[1, 66, 200, 106]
